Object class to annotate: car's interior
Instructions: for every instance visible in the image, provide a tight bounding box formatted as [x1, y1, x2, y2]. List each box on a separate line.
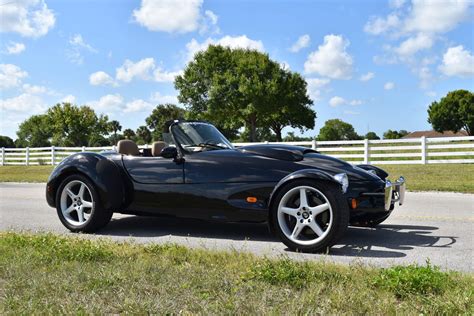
[117, 140, 167, 157]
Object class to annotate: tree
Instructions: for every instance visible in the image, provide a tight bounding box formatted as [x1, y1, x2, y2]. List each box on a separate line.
[109, 120, 122, 138]
[365, 132, 380, 140]
[123, 129, 136, 139]
[0, 135, 15, 148]
[428, 89, 473, 135]
[46, 103, 110, 146]
[283, 132, 314, 142]
[263, 70, 315, 141]
[175, 45, 315, 142]
[16, 114, 52, 147]
[136, 126, 152, 144]
[145, 104, 186, 141]
[383, 129, 408, 139]
[317, 119, 360, 141]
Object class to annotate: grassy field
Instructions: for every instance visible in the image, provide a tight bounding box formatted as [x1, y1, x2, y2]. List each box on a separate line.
[0, 166, 53, 183]
[380, 164, 474, 193]
[1, 163, 473, 193]
[0, 232, 472, 314]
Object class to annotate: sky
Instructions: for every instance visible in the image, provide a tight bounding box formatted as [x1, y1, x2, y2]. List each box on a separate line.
[1, 0, 473, 140]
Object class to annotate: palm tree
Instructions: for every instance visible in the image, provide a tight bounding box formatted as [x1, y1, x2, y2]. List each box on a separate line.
[136, 126, 151, 144]
[123, 128, 135, 139]
[109, 120, 122, 138]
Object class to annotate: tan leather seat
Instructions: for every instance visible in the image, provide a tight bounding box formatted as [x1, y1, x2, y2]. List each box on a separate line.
[151, 141, 167, 157]
[117, 139, 140, 156]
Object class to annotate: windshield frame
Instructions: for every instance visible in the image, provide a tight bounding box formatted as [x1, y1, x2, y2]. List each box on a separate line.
[168, 120, 234, 156]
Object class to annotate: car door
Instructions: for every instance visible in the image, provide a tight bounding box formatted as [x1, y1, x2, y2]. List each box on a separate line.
[122, 155, 188, 214]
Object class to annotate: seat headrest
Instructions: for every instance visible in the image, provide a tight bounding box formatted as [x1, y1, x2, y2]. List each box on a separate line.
[152, 141, 167, 157]
[117, 139, 140, 156]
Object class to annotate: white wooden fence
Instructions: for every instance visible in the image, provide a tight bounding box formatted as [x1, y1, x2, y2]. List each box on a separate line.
[1, 136, 473, 166]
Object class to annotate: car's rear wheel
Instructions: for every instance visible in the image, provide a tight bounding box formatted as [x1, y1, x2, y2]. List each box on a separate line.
[271, 180, 349, 252]
[56, 174, 112, 233]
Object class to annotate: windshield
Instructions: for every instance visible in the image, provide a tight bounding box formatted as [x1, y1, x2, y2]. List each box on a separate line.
[171, 121, 234, 153]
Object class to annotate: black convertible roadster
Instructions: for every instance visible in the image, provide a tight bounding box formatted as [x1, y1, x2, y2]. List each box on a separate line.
[46, 120, 405, 252]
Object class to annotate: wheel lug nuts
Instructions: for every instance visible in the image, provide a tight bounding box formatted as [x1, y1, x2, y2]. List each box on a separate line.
[300, 219, 303, 223]
[297, 212, 301, 216]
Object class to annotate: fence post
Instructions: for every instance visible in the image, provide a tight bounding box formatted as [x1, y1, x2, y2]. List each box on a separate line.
[1, 147, 4, 166]
[112, 145, 117, 152]
[82, 146, 85, 152]
[26, 147, 29, 166]
[421, 136, 427, 164]
[363, 139, 369, 164]
[264, 141, 269, 144]
[51, 146, 55, 165]
[311, 139, 317, 150]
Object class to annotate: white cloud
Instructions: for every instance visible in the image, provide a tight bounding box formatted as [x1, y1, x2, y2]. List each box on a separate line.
[389, 0, 406, 9]
[22, 83, 47, 94]
[61, 94, 76, 103]
[67, 34, 97, 65]
[364, 13, 400, 35]
[89, 71, 116, 86]
[329, 96, 363, 107]
[150, 92, 178, 104]
[384, 82, 395, 90]
[329, 96, 346, 107]
[439, 45, 474, 77]
[359, 72, 375, 81]
[395, 33, 434, 57]
[69, 34, 97, 53]
[0, 0, 55, 38]
[154, 68, 182, 82]
[0, 63, 28, 89]
[404, 0, 470, 34]
[289, 34, 310, 53]
[88, 94, 124, 111]
[4, 42, 25, 55]
[186, 35, 264, 61]
[124, 99, 153, 113]
[306, 78, 330, 102]
[304, 34, 353, 80]
[113, 58, 180, 83]
[199, 10, 220, 34]
[116, 58, 155, 82]
[349, 100, 363, 106]
[0, 93, 45, 112]
[366, 0, 471, 37]
[132, 0, 203, 33]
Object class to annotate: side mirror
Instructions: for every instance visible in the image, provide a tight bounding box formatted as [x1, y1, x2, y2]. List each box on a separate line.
[160, 146, 178, 159]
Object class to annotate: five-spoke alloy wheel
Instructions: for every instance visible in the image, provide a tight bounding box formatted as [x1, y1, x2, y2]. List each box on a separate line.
[55, 174, 112, 232]
[272, 180, 349, 252]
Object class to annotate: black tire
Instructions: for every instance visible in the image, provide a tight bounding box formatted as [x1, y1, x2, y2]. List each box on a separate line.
[55, 174, 112, 233]
[271, 179, 349, 253]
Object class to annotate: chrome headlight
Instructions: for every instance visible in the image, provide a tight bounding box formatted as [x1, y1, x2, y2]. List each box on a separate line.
[333, 173, 349, 193]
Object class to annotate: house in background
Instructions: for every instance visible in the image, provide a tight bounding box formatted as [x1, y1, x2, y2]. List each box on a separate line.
[402, 130, 469, 138]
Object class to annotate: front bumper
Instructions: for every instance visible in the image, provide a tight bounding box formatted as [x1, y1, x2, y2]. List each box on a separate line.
[385, 176, 406, 210]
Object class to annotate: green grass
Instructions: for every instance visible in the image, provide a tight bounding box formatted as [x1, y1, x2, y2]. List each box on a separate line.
[0, 232, 472, 315]
[0, 166, 53, 182]
[380, 164, 474, 193]
[0, 164, 473, 193]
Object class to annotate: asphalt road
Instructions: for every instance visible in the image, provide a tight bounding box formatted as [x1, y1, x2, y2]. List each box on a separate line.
[1, 183, 473, 272]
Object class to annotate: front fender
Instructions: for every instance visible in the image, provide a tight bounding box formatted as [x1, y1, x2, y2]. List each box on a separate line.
[46, 152, 126, 210]
[268, 168, 340, 209]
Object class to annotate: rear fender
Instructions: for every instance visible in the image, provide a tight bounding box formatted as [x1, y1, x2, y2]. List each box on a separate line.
[46, 153, 127, 210]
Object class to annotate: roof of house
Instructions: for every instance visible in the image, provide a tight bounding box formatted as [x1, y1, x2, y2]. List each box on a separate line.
[402, 130, 468, 138]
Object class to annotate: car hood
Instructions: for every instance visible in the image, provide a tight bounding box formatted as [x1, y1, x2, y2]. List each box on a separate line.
[239, 144, 381, 181]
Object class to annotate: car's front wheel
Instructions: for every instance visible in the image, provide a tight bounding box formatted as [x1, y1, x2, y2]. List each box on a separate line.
[271, 180, 349, 252]
[55, 174, 112, 233]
